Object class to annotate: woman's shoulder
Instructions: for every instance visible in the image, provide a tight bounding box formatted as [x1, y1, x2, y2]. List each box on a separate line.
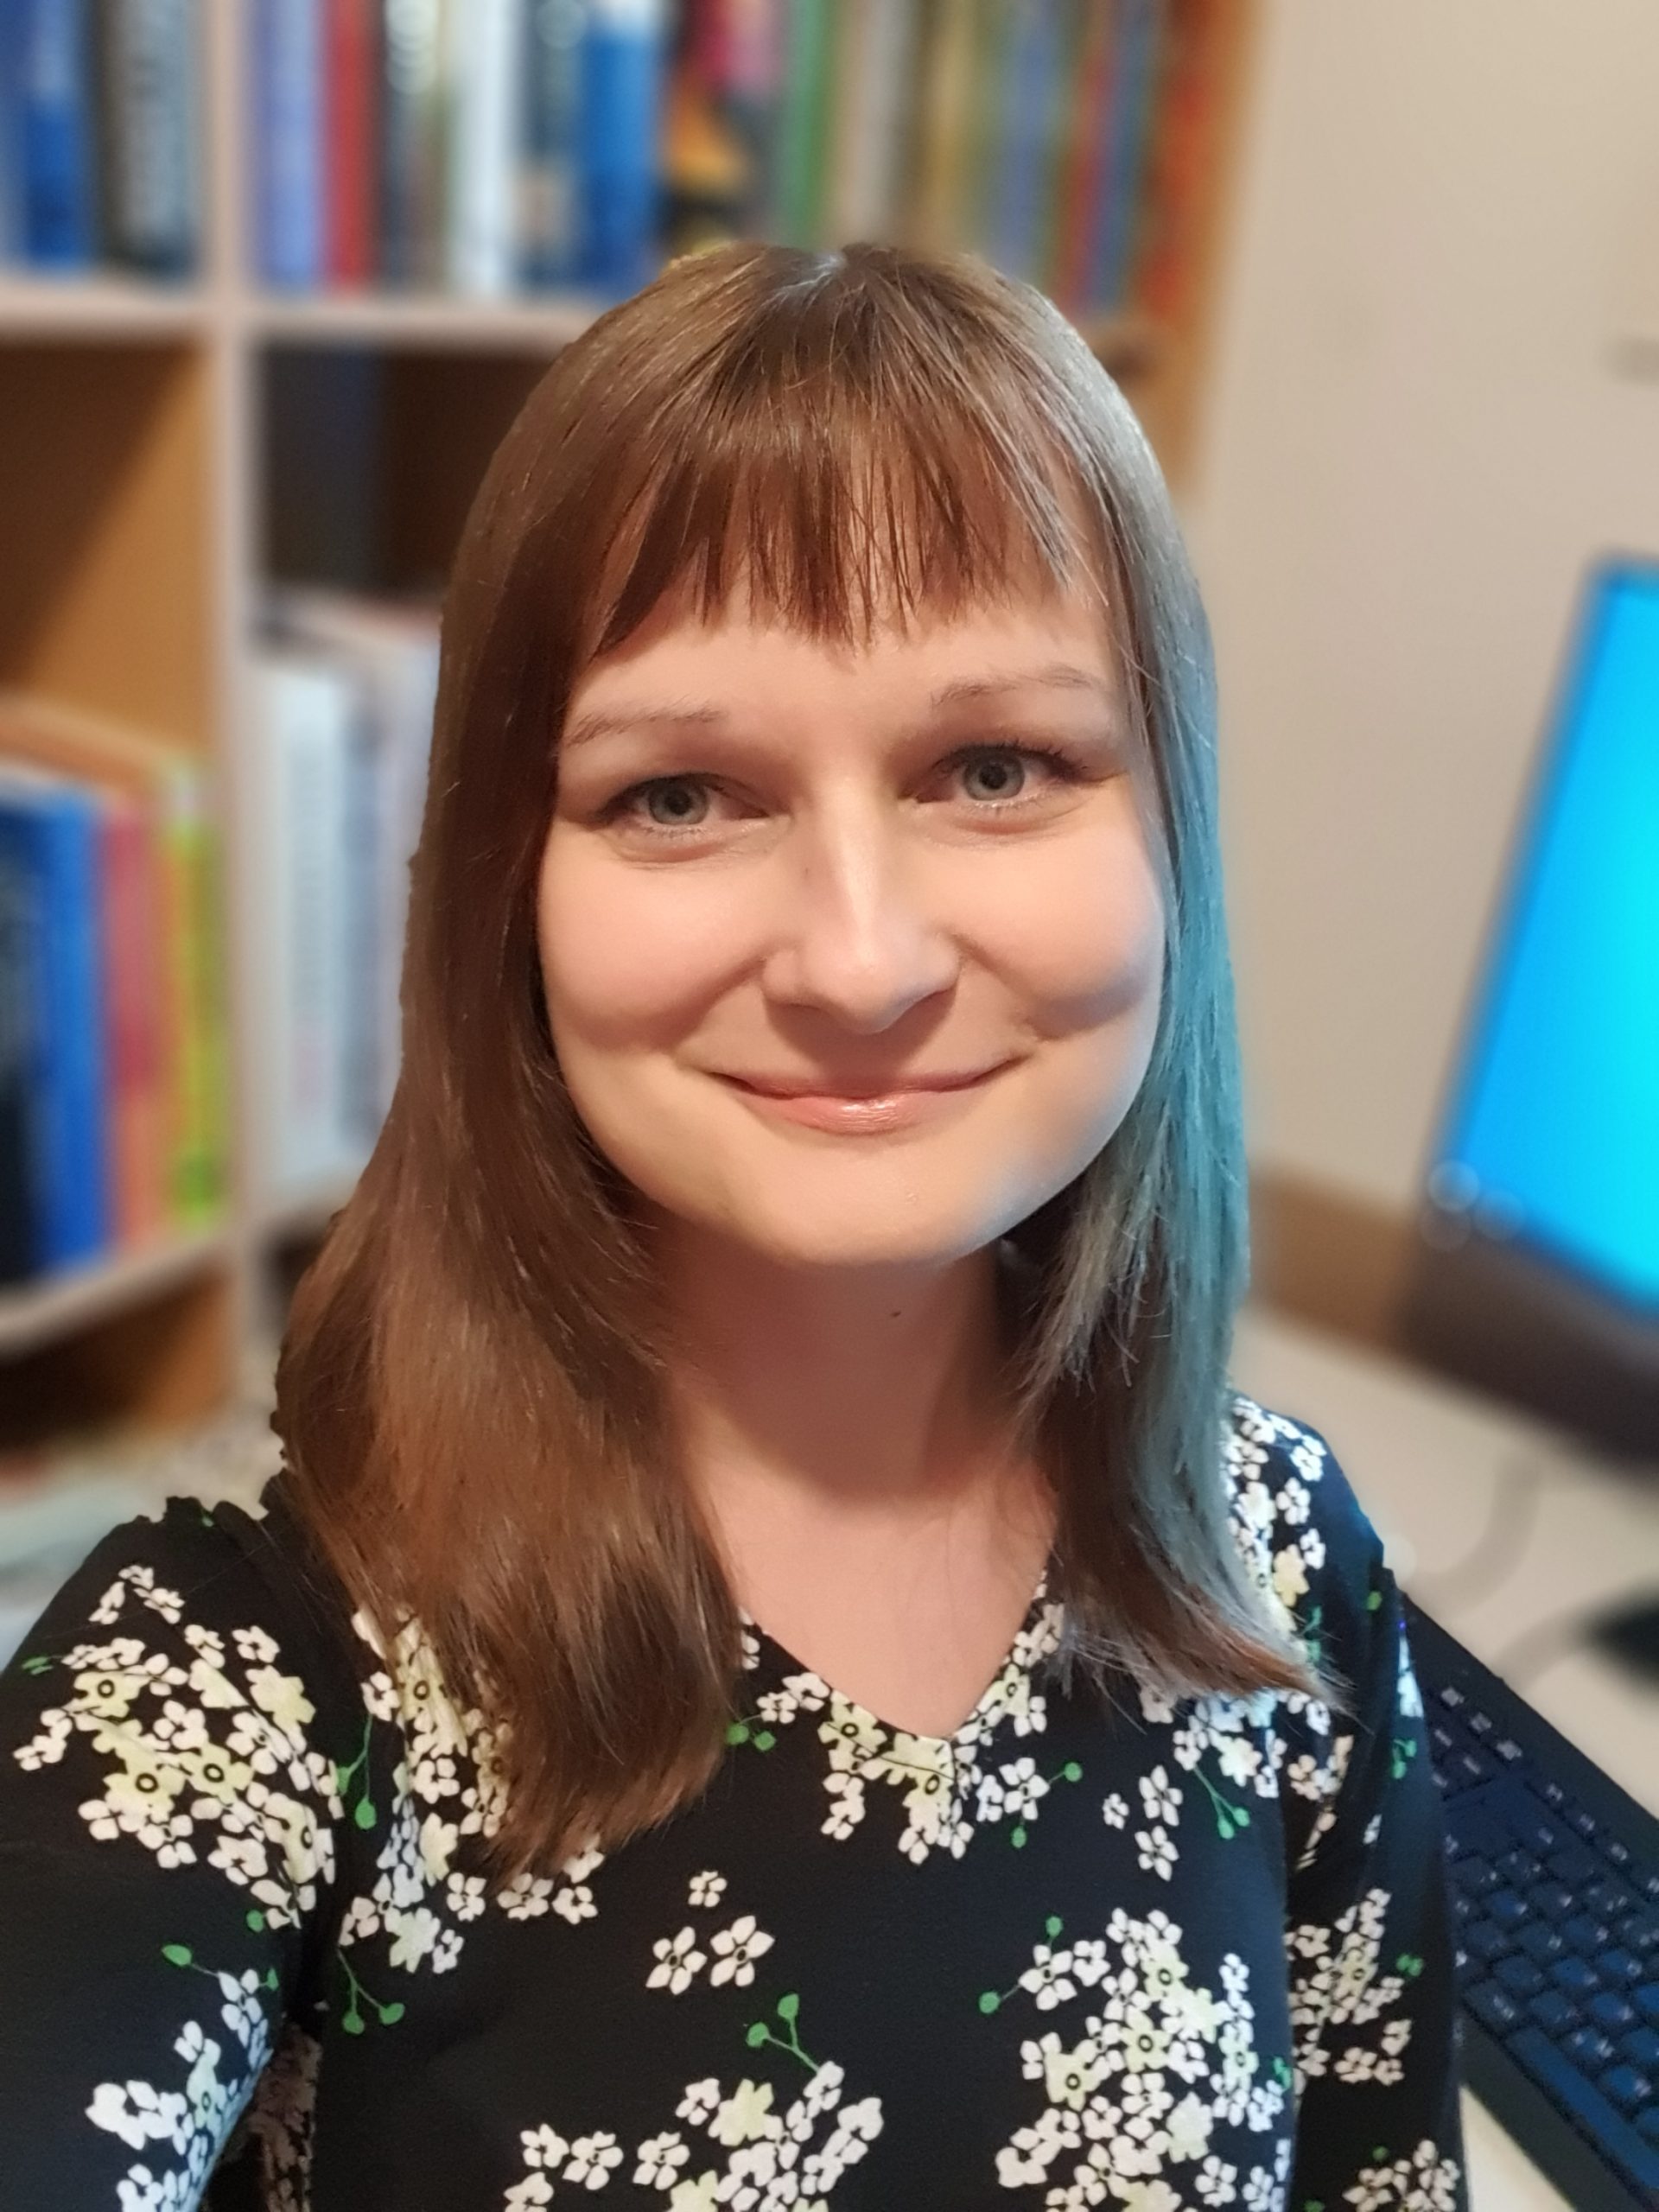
[1219, 1387, 1395, 1674]
[4, 1471, 358, 1689]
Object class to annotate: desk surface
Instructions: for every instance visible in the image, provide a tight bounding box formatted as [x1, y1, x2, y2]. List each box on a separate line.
[1232, 1299, 1659, 2212]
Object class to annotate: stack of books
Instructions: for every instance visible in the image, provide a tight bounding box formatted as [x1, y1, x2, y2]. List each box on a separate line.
[0, 0, 201, 279]
[247, 586, 440, 1206]
[0, 700, 226, 1290]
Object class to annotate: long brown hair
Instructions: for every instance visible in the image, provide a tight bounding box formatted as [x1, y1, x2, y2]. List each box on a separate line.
[275, 239, 1343, 1890]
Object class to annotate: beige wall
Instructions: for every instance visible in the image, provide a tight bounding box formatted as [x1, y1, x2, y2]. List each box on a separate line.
[1178, 0, 1659, 1213]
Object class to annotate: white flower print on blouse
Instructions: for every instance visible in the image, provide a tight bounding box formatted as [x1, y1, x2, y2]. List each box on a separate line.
[978, 1904, 1294, 2207]
[501, 2001, 883, 2209]
[86, 1945, 277, 2212]
[12, 1560, 341, 1927]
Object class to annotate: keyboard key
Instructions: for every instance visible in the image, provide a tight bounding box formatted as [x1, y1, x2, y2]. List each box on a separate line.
[1455, 1749, 1497, 1787]
[1552, 1958, 1601, 1999]
[1497, 1848, 1541, 1886]
[1538, 1777, 1568, 1809]
[1598, 2063, 1653, 2113]
[1516, 1796, 1567, 1855]
[1621, 2025, 1659, 2073]
[1548, 1844, 1601, 1885]
[1528, 1989, 1579, 2037]
[1508, 2029, 1659, 2197]
[1565, 2025, 1619, 2073]
[1487, 1888, 1530, 1929]
[1586, 1878, 1637, 1920]
[1516, 1922, 1567, 1966]
[1466, 1708, 1495, 1736]
[1530, 1882, 1576, 1920]
[1454, 1856, 1499, 1895]
[1467, 1980, 1526, 2037]
[1492, 1736, 1524, 1764]
[1565, 1802, 1601, 1841]
[1494, 1955, 1546, 1998]
[1439, 1682, 1466, 1709]
[1466, 1923, 1516, 1964]
[1616, 1913, 1659, 1958]
[1564, 1914, 1613, 1955]
[1587, 1991, 1637, 2034]
[1633, 1982, 1659, 2027]
[1600, 1951, 1646, 1990]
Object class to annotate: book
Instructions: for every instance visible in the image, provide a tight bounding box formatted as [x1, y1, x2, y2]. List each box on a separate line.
[251, 0, 325, 288]
[578, 0, 669, 294]
[0, 763, 111, 1273]
[90, 0, 200, 277]
[519, 0, 585, 286]
[377, 0, 445, 285]
[16, 0, 99, 270]
[444, 0, 519, 294]
[323, 0, 378, 283]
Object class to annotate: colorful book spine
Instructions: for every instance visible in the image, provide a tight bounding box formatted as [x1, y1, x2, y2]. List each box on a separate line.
[981, 0, 1063, 285]
[0, 772, 111, 1270]
[100, 790, 169, 1249]
[377, 0, 445, 284]
[578, 0, 668, 294]
[251, 0, 324, 287]
[519, 0, 584, 286]
[768, 0, 832, 248]
[324, 0, 377, 283]
[1132, 0, 1222, 321]
[0, 792, 43, 1286]
[16, 0, 99, 269]
[444, 0, 520, 294]
[1046, 0, 1117, 316]
[156, 760, 226, 1229]
[1090, 0, 1167, 314]
[91, 0, 200, 276]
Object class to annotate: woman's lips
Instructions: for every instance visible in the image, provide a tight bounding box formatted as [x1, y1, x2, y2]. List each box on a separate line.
[715, 1066, 1007, 1134]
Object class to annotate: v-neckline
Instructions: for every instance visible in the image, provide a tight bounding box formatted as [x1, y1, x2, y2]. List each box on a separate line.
[736, 1554, 1058, 1751]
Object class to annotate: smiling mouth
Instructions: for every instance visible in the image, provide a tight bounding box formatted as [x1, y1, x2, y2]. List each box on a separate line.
[721, 1066, 1009, 1100]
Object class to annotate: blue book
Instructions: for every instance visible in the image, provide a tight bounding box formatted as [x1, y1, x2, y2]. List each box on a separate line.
[984, 0, 1065, 288]
[251, 0, 323, 289]
[16, 0, 99, 269]
[0, 793, 45, 1284]
[577, 0, 666, 297]
[1085, 0, 1161, 313]
[520, 0, 585, 288]
[0, 772, 111, 1273]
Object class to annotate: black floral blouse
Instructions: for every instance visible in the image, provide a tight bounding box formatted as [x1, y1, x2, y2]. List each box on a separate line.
[0, 1391, 1468, 2211]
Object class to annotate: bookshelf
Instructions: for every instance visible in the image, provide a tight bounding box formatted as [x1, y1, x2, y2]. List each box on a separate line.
[0, 0, 1262, 1470]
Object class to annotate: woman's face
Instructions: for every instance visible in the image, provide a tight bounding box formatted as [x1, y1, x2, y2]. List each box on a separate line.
[537, 582, 1166, 1272]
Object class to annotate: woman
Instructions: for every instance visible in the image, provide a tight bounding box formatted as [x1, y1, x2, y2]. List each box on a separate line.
[0, 240, 1466, 2210]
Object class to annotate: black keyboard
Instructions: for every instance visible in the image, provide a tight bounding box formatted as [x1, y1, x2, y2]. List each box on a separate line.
[1403, 1593, 1659, 2212]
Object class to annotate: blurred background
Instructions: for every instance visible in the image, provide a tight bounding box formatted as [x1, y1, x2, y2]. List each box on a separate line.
[0, 5, 1655, 2203]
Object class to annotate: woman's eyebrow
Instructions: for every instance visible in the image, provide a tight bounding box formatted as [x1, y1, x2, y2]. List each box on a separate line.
[560, 663, 1115, 753]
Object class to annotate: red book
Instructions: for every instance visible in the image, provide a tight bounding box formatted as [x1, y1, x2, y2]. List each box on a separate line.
[100, 792, 169, 1249]
[326, 0, 378, 285]
[1135, 0, 1224, 323]
[1049, 3, 1119, 318]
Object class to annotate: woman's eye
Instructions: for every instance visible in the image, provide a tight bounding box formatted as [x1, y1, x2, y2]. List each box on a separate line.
[601, 744, 1079, 838]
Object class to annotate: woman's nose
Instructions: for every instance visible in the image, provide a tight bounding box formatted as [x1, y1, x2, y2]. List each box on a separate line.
[760, 805, 962, 1032]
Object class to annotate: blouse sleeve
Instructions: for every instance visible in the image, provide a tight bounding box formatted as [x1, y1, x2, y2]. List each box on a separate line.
[1279, 1427, 1471, 2212]
[0, 1491, 350, 2209]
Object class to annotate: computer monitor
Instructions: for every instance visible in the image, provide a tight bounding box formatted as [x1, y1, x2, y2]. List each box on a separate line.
[1401, 552, 1659, 1475]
